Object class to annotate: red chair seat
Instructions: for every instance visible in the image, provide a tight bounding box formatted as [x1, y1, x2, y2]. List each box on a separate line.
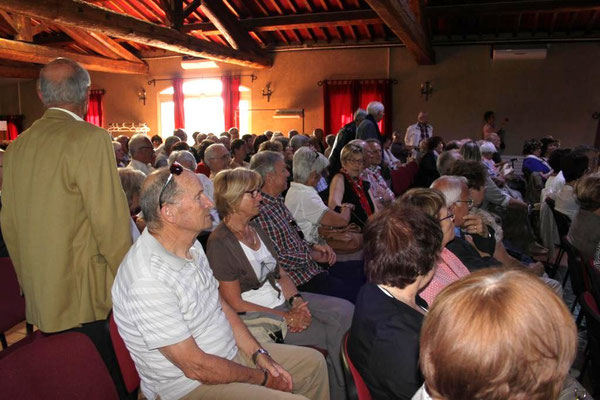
[341, 331, 372, 400]
[109, 313, 141, 394]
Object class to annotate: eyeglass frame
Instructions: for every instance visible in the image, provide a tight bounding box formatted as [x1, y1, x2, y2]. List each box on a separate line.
[454, 199, 474, 209]
[244, 189, 261, 199]
[439, 213, 455, 222]
[158, 162, 184, 208]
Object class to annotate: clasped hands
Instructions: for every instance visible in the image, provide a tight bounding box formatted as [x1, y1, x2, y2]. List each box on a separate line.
[284, 300, 311, 333]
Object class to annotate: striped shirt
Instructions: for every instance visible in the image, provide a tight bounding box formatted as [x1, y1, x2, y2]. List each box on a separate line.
[112, 229, 237, 400]
[253, 192, 324, 286]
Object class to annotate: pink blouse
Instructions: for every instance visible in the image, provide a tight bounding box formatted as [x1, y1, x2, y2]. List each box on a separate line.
[420, 248, 470, 306]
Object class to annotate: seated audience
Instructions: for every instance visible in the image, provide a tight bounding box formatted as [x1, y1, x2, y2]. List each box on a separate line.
[155, 135, 180, 168]
[204, 143, 232, 179]
[128, 134, 156, 176]
[229, 127, 240, 140]
[290, 134, 311, 153]
[272, 136, 293, 163]
[112, 166, 328, 400]
[365, 139, 395, 208]
[230, 138, 249, 168]
[253, 134, 269, 154]
[117, 167, 145, 241]
[194, 139, 215, 177]
[258, 140, 283, 153]
[555, 150, 590, 220]
[116, 134, 131, 165]
[541, 136, 560, 160]
[414, 268, 577, 400]
[288, 129, 299, 138]
[218, 135, 231, 151]
[436, 149, 462, 175]
[112, 141, 126, 167]
[329, 108, 367, 175]
[479, 140, 500, 179]
[329, 143, 375, 228]
[413, 136, 444, 188]
[151, 134, 162, 149]
[542, 148, 570, 201]
[250, 151, 365, 303]
[522, 138, 552, 179]
[348, 205, 442, 400]
[207, 167, 354, 400]
[568, 173, 600, 261]
[324, 134, 335, 158]
[311, 128, 326, 153]
[382, 135, 401, 168]
[172, 141, 190, 152]
[397, 188, 470, 305]
[286, 147, 351, 244]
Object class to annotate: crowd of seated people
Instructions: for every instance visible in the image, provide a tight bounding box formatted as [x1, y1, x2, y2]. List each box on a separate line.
[4, 60, 597, 400]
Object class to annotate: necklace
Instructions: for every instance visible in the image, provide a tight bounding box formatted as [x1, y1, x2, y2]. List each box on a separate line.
[225, 220, 258, 248]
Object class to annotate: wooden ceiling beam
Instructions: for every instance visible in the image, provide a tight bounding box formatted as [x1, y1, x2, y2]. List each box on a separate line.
[182, 9, 381, 33]
[0, 63, 40, 79]
[363, 0, 434, 64]
[0, 0, 272, 68]
[182, 0, 202, 20]
[199, 0, 263, 53]
[0, 37, 148, 74]
[59, 25, 120, 59]
[88, 31, 143, 63]
[427, 1, 600, 17]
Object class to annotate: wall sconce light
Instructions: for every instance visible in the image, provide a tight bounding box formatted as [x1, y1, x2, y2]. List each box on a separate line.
[138, 88, 147, 106]
[262, 82, 273, 102]
[420, 81, 433, 101]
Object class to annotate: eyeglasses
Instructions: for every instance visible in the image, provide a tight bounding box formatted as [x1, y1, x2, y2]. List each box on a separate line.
[159, 162, 184, 208]
[439, 213, 455, 222]
[455, 199, 474, 209]
[347, 158, 363, 165]
[244, 189, 261, 198]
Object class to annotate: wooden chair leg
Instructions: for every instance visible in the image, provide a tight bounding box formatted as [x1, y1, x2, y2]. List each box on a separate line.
[0, 333, 7, 349]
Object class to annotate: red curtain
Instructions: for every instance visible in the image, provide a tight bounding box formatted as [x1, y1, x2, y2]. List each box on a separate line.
[173, 78, 185, 130]
[322, 80, 355, 136]
[85, 89, 104, 127]
[322, 79, 394, 137]
[221, 76, 240, 131]
[1, 115, 23, 140]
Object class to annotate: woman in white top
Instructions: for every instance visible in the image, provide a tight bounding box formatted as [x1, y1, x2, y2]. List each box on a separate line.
[555, 151, 589, 220]
[207, 168, 354, 400]
[285, 147, 352, 244]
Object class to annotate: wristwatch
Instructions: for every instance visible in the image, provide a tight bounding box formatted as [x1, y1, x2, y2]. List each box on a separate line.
[252, 347, 270, 365]
[288, 293, 304, 307]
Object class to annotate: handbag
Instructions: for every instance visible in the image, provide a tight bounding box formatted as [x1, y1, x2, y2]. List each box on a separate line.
[318, 223, 363, 254]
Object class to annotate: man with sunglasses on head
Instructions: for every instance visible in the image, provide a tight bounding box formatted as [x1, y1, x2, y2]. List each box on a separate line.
[112, 163, 329, 400]
[2, 58, 132, 396]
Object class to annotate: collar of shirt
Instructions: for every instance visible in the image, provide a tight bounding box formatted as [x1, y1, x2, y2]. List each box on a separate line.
[368, 165, 381, 173]
[289, 181, 318, 194]
[141, 229, 197, 272]
[259, 190, 284, 206]
[48, 107, 84, 121]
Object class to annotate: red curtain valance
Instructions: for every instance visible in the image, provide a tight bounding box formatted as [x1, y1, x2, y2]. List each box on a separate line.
[85, 89, 105, 127]
[222, 75, 240, 131]
[0, 115, 23, 140]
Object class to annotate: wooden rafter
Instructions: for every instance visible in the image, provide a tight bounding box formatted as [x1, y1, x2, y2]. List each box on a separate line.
[364, 0, 434, 64]
[59, 25, 120, 59]
[427, 1, 600, 17]
[0, 63, 40, 79]
[0, 37, 148, 74]
[200, 0, 263, 53]
[182, 9, 381, 33]
[183, 0, 202, 20]
[0, 0, 272, 68]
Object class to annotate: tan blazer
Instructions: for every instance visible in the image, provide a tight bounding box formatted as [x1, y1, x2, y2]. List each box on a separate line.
[1, 109, 132, 332]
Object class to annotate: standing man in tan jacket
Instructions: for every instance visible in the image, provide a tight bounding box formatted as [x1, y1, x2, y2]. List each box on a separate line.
[1, 57, 131, 393]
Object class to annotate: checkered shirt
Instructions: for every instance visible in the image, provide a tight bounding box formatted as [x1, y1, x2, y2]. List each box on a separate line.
[252, 192, 324, 286]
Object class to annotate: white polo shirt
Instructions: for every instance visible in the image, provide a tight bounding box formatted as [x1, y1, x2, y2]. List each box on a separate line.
[285, 182, 329, 244]
[112, 229, 237, 400]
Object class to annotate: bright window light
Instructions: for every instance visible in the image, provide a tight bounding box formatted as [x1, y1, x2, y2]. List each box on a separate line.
[181, 60, 219, 70]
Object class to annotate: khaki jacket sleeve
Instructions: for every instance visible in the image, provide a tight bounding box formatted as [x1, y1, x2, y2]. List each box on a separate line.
[76, 128, 132, 275]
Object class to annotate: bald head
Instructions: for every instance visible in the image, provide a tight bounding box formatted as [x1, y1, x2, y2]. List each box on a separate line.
[418, 112, 428, 124]
[431, 176, 469, 207]
[37, 58, 90, 111]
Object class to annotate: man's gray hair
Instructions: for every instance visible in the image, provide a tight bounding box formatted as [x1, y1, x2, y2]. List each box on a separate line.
[129, 134, 152, 156]
[293, 147, 329, 184]
[204, 143, 227, 169]
[430, 175, 469, 207]
[164, 136, 181, 153]
[140, 168, 184, 231]
[366, 101, 384, 117]
[272, 136, 290, 149]
[354, 108, 367, 120]
[37, 58, 90, 107]
[250, 151, 284, 180]
[168, 150, 197, 171]
[290, 134, 310, 152]
[437, 149, 463, 175]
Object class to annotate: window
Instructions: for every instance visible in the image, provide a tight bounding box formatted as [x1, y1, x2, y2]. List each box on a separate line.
[159, 79, 250, 143]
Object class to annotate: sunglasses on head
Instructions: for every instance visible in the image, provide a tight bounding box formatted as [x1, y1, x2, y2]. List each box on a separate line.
[159, 162, 184, 208]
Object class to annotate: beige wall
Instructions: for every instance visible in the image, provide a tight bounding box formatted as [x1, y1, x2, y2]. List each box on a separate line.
[4, 42, 600, 153]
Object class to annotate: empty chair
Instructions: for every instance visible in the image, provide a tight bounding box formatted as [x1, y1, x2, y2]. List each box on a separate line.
[0, 332, 119, 399]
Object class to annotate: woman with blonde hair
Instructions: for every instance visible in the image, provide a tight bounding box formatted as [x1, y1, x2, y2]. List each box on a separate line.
[207, 167, 354, 400]
[413, 268, 577, 400]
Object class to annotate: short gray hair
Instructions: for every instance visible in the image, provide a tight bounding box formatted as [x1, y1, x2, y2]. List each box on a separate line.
[204, 143, 227, 169]
[479, 141, 496, 155]
[272, 136, 290, 149]
[430, 176, 468, 207]
[293, 147, 329, 184]
[354, 108, 367, 120]
[437, 150, 463, 175]
[366, 101, 384, 117]
[168, 150, 197, 171]
[140, 167, 184, 231]
[290, 134, 310, 152]
[250, 151, 284, 180]
[129, 134, 152, 156]
[37, 58, 90, 107]
[164, 136, 181, 153]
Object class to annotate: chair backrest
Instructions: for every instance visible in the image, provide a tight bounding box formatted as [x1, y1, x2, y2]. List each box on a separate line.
[564, 239, 591, 299]
[391, 161, 418, 196]
[340, 331, 372, 400]
[551, 208, 571, 239]
[109, 312, 141, 394]
[0, 257, 26, 333]
[579, 292, 600, 387]
[0, 332, 119, 399]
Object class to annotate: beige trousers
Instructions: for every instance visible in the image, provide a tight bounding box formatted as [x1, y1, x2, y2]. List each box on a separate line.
[181, 342, 330, 400]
